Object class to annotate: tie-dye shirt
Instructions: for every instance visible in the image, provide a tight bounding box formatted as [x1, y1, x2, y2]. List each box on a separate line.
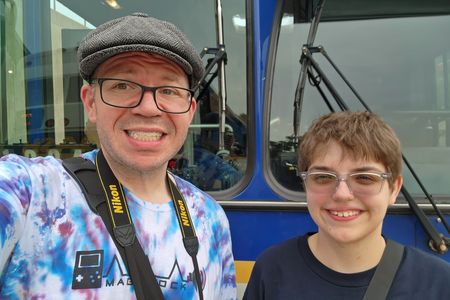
[0, 150, 236, 299]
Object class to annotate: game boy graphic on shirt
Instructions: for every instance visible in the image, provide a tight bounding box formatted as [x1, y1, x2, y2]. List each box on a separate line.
[72, 250, 104, 289]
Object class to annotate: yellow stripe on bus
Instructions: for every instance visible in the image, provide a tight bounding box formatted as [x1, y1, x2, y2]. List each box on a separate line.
[235, 260, 255, 283]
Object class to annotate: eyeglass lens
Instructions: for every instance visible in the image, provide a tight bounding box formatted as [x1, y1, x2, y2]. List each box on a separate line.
[99, 79, 192, 113]
[303, 172, 387, 196]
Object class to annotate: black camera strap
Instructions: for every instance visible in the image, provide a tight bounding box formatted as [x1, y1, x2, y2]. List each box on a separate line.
[63, 150, 203, 300]
[363, 239, 404, 300]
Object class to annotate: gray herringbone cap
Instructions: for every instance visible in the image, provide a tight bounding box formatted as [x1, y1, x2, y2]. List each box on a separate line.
[77, 12, 204, 87]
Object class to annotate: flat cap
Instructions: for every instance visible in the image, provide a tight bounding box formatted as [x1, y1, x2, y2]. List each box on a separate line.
[77, 12, 204, 87]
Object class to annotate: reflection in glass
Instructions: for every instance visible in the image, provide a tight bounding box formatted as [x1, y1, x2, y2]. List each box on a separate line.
[270, 8, 450, 199]
[0, 0, 247, 192]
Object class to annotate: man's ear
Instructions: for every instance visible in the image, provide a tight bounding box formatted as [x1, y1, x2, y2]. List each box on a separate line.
[80, 84, 97, 123]
[188, 98, 197, 123]
[389, 175, 403, 205]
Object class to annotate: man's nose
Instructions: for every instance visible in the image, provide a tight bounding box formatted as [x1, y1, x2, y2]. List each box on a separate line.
[131, 90, 161, 115]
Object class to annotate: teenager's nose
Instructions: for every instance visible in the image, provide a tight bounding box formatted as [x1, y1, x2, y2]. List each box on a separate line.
[332, 179, 354, 200]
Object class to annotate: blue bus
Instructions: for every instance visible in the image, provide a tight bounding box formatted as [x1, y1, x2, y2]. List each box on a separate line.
[1, 0, 449, 297]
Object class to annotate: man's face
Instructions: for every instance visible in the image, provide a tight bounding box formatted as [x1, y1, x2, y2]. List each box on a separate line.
[80, 52, 196, 175]
[305, 141, 402, 245]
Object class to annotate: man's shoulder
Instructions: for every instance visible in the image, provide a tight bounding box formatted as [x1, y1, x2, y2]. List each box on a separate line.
[0, 153, 63, 173]
[172, 173, 214, 200]
[172, 173, 230, 220]
[80, 149, 97, 162]
[1, 153, 56, 163]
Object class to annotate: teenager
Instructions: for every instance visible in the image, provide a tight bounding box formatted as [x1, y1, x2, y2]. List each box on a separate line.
[244, 111, 450, 299]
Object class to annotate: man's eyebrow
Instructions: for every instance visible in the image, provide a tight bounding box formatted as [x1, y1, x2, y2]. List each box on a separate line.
[160, 73, 187, 85]
[97, 69, 133, 78]
[161, 76, 178, 83]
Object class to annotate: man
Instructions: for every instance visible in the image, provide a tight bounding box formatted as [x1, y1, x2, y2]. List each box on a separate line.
[0, 13, 236, 299]
[244, 111, 450, 299]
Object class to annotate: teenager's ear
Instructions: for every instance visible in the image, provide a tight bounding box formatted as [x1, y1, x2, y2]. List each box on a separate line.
[389, 176, 403, 205]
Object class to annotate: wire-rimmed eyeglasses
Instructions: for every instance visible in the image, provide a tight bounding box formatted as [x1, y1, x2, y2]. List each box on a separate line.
[299, 171, 392, 196]
[91, 78, 194, 114]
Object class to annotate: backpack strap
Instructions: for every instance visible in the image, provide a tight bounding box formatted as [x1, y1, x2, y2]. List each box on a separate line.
[363, 239, 404, 300]
[63, 157, 164, 300]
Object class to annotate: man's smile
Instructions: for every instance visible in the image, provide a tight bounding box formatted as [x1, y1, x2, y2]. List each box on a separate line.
[126, 130, 163, 141]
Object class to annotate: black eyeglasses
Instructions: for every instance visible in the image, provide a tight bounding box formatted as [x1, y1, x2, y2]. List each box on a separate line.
[299, 171, 392, 196]
[91, 78, 194, 114]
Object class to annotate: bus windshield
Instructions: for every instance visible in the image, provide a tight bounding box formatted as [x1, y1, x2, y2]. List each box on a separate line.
[269, 0, 450, 202]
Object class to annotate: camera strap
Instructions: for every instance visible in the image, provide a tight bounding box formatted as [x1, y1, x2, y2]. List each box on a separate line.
[363, 239, 404, 300]
[63, 150, 203, 300]
[166, 173, 204, 300]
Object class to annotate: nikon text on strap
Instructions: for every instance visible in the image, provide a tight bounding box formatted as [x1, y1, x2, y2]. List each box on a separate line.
[63, 150, 203, 300]
[167, 173, 203, 300]
[363, 239, 404, 300]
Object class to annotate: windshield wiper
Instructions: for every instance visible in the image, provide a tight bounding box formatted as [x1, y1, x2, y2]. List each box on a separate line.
[293, 0, 326, 143]
[292, 0, 450, 253]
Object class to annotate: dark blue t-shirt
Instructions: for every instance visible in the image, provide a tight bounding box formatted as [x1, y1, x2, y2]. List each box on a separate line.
[244, 234, 450, 300]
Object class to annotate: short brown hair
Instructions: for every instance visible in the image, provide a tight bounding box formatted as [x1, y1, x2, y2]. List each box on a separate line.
[298, 111, 402, 186]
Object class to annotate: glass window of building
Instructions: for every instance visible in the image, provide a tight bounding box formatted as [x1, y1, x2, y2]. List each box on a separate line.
[0, 0, 247, 192]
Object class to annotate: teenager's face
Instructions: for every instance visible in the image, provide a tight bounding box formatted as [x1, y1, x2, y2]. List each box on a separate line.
[305, 141, 402, 245]
[80, 52, 196, 175]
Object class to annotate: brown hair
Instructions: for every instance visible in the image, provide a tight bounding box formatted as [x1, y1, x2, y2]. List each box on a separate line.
[298, 111, 402, 186]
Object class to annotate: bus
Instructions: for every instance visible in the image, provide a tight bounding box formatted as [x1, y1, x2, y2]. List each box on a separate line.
[1, 0, 449, 298]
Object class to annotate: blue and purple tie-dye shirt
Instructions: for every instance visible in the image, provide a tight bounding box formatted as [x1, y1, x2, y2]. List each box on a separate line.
[0, 150, 236, 299]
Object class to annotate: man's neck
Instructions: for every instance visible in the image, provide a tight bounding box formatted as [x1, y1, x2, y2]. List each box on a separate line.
[308, 232, 386, 273]
[101, 152, 172, 204]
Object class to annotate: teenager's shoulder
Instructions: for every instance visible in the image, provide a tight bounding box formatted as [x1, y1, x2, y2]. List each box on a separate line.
[402, 244, 450, 272]
[255, 236, 303, 265]
[388, 244, 450, 298]
[247, 235, 308, 292]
